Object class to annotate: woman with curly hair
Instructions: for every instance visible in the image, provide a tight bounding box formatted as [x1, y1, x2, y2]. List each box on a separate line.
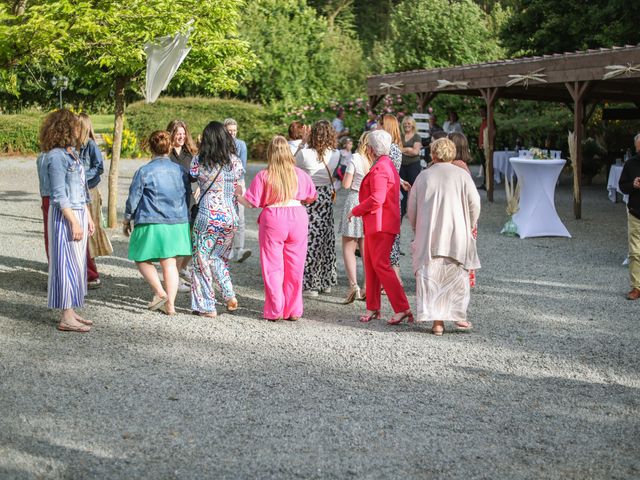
[295, 120, 340, 296]
[190, 121, 243, 317]
[237, 136, 317, 321]
[38, 109, 95, 332]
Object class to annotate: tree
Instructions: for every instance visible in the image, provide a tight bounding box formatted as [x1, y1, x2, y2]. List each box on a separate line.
[501, 0, 640, 56]
[1, 0, 254, 226]
[372, 0, 503, 73]
[237, 0, 365, 107]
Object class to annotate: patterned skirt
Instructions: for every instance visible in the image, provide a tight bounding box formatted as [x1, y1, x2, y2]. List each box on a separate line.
[48, 206, 87, 309]
[338, 189, 364, 238]
[415, 256, 470, 323]
[303, 185, 337, 290]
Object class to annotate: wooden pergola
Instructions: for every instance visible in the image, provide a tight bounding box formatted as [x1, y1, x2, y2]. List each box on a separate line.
[367, 44, 640, 218]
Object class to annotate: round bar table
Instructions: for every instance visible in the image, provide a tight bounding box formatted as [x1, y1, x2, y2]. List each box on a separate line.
[509, 158, 571, 239]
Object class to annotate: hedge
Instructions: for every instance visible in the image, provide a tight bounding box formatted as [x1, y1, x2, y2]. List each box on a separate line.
[0, 113, 42, 154]
[126, 97, 285, 160]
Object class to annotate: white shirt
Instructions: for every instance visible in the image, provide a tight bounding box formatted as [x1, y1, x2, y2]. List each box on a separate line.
[295, 148, 340, 187]
[345, 153, 368, 191]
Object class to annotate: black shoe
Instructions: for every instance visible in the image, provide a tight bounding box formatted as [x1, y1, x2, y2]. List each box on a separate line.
[355, 248, 361, 258]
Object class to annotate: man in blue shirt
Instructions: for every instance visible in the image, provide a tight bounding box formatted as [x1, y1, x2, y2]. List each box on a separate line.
[224, 118, 252, 263]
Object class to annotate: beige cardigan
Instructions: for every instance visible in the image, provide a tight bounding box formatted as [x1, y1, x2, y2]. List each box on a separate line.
[407, 163, 481, 273]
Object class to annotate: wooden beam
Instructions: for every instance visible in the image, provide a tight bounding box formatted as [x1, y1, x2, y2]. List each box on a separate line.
[416, 91, 437, 112]
[583, 101, 599, 126]
[480, 87, 499, 203]
[565, 81, 591, 219]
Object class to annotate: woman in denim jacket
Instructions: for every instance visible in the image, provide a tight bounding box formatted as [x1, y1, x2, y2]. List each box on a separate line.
[40, 109, 96, 332]
[79, 113, 113, 289]
[124, 131, 191, 315]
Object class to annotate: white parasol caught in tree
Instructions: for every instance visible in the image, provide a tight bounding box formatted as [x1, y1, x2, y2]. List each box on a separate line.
[144, 21, 194, 103]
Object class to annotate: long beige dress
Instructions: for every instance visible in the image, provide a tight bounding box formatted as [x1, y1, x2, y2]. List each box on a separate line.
[407, 163, 481, 322]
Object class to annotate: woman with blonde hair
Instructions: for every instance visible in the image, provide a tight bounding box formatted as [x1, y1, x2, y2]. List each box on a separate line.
[237, 136, 317, 321]
[39, 109, 95, 332]
[295, 120, 340, 297]
[338, 131, 372, 303]
[407, 137, 481, 336]
[378, 113, 409, 279]
[78, 113, 112, 289]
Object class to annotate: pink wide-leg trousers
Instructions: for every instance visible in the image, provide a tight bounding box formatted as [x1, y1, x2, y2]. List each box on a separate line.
[258, 206, 309, 320]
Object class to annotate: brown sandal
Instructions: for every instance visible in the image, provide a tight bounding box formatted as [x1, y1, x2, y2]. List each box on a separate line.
[58, 322, 91, 333]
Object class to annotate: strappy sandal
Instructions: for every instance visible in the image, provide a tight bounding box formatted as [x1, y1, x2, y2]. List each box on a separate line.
[343, 283, 361, 304]
[160, 303, 176, 316]
[58, 322, 91, 333]
[199, 311, 217, 318]
[285, 316, 300, 322]
[147, 295, 167, 311]
[387, 310, 414, 325]
[454, 321, 473, 331]
[359, 310, 380, 323]
[431, 323, 445, 336]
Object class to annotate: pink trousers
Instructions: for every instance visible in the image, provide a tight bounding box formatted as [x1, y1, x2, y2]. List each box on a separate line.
[258, 206, 308, 320]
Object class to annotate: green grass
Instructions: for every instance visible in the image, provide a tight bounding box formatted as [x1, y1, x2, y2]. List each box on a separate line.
[92, 114, 113, 134]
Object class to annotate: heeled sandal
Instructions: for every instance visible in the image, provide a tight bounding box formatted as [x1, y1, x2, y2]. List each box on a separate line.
[431, 323, 445, 336]
[343, 283, 361, 304]
[387, 310, 414, 326]
[359, 310, 380, 323]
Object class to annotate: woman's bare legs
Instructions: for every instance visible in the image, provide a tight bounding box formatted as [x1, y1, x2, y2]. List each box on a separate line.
[159, 257, 179, 314]
[136, 261, 167, 298]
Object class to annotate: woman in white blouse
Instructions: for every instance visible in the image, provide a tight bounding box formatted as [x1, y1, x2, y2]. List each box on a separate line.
[295, 120, 340, 297]
[338, 132, 372, 303]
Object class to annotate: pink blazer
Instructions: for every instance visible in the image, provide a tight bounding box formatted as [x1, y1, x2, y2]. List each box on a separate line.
[351, 155, 400, 235]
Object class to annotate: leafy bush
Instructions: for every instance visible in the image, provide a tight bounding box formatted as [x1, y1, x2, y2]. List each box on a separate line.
[102, 128, 142, 159]
[125, 97, 283, 160]
[0, 113, 42, 154]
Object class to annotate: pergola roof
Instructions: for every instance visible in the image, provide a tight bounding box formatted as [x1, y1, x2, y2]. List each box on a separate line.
[367, 44, 640, 105]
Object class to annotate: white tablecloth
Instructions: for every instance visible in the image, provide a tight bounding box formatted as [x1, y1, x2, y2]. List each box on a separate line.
[492, 151, 516, 184]
[607, 164, 629, 203]
[510, 158, 571, 239]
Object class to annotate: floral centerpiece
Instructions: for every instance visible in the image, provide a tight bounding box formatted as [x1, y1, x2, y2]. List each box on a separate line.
[528, 147, 551, 159]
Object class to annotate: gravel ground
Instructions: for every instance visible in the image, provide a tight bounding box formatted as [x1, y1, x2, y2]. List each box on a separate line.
[0, 157, 639, 480]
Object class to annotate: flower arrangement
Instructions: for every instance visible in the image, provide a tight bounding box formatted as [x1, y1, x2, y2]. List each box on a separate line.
[501, 176, 520, 236]
[528, 147, 551, 159]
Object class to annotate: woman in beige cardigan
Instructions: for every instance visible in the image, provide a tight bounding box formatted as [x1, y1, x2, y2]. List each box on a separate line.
[407, 138, 481, 335]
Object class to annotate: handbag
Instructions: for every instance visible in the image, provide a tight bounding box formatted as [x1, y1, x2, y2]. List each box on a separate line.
[190, 165, 223, 223]
[333, 152, 348, 181]
[322, 155, 337, 203]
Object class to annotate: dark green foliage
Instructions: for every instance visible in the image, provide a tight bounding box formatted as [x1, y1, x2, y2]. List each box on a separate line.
[501, 0, 640, 55]
[0, 113, 41, 154]
[125, 97, 284, 160]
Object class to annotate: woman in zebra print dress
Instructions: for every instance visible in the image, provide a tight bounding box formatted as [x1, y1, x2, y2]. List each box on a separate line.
[40, 110, 95, 332]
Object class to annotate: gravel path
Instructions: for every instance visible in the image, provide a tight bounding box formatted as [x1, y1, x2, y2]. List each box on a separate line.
[0, 158, 638, 479]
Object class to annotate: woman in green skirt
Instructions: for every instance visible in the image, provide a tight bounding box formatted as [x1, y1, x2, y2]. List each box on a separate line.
[123, 130, 192, 315]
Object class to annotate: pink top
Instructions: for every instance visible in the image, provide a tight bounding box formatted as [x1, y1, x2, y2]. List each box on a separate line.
[245, 167, 317, 208]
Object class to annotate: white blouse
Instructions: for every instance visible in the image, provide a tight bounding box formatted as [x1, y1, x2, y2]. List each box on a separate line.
[295, 148, 340, 187]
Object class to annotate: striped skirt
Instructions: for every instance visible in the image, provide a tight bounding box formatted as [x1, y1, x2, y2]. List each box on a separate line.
[47, 205, 88, 309]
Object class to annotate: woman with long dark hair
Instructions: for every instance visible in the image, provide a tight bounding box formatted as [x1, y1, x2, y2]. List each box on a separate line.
[190, 121, 243, 317]
[295, 120, 340, 296]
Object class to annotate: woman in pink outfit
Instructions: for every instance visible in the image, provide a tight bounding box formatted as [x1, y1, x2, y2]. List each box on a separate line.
[237, 136, 317, 321]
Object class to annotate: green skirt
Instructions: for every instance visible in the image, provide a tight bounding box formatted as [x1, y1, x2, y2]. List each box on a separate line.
[128, 223, 192, 262]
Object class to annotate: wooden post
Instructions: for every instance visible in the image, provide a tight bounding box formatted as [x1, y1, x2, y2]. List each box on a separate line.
[416, 92, 437, 113]
[565, 81, 591, 219]
[368, 95, 383, 111]
[480, 88, 499, 202]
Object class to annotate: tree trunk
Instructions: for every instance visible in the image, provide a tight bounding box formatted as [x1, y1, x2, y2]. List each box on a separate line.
[13, 1, 27, 15]
[107, 76, 127, 228]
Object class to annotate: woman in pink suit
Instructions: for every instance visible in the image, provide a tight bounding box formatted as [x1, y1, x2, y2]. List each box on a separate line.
[237, 136, 317, 321]
[348, 130, 413, 324]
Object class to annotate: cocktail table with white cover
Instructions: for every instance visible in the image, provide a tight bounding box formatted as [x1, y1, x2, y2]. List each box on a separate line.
[509, 158, 571, 239]
[492, 151, 516, 184]
[607, 164, 629, 203]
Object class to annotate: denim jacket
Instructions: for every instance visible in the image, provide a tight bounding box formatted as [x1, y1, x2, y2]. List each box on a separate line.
[124, 156, 190, 225]
[47, 148, 90, 210]
[36, 152, 51, 197]
[79, 139, 105, 189]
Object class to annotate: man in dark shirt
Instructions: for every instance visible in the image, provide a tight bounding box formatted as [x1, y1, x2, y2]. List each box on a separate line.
[619, 133, 640, 300]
